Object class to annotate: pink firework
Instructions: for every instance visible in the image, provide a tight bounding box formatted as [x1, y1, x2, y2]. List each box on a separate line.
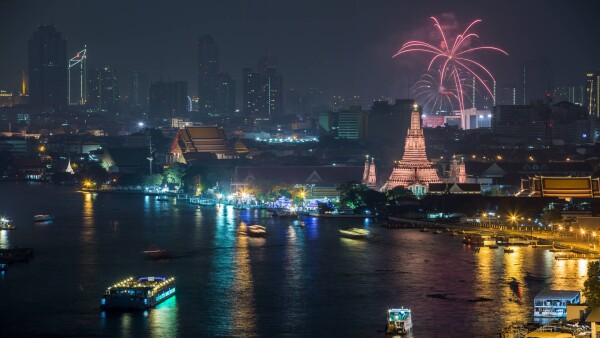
[395, 17, 508, 112]
[412, 68, 474, 114]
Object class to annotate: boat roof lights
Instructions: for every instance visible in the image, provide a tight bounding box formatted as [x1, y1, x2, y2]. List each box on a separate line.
[107, 277, 175, 290]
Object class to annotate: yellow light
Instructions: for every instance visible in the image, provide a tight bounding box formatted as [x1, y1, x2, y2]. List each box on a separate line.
[496, 155, 502, 160]
[39, 146, 45, 152]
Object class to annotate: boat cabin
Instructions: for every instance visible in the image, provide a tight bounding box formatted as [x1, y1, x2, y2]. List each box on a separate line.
[534, 290, 581, 319]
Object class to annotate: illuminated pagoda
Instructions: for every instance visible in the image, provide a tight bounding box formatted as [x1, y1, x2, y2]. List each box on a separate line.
[382, 105, 440, 194]
[362, 155, 377, 189]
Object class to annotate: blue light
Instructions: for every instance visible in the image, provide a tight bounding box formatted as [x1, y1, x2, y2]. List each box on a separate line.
[101, 299, 106, 305]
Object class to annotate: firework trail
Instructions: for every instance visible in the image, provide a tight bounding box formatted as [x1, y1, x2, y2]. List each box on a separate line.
[395, 17, 508, 112]
[412, 68, 475, 114]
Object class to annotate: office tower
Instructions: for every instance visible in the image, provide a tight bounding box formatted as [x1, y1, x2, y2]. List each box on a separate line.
[28, 25, 67, 109]
[131, 71, 149, 109]
[149, 81, 188, 120]
[88, 66, 119, 111]
[197, 35, 219, 115]
[243, 67, 262, 115]
[258, 55, 283, 117]
[498, 85, 517, 105]
[586, 71, 600, 117]
[215, 73, 235, 116]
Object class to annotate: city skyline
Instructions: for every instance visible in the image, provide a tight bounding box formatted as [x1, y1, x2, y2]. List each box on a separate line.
[1, 0, 599, 104]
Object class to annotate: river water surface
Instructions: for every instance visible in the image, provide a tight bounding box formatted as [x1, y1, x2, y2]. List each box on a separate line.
[0, 183, 585, 337]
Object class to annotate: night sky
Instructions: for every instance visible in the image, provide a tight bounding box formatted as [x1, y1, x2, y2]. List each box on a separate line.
[1, 0, 599, 104]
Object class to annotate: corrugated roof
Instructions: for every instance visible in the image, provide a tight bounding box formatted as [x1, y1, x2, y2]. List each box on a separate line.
[534, 290, 580, 301]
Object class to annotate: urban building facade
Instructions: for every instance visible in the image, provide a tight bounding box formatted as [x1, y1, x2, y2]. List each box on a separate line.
[88, 66, 119, 111]
[28, 25, 68, 109]
[149, 81, 188, 120]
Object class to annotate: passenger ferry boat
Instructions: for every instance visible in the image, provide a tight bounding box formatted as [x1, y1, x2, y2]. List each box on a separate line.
[247, 225, 267, 237]
[386, 307, 412, 335]
[100, 276, 175, 310]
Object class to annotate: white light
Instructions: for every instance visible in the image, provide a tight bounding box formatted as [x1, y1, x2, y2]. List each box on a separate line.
[138, 122, 144, 127]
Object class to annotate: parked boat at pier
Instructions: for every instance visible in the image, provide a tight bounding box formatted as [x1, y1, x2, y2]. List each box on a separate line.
[385, 307, 412, 335]
[100, 276, 176, 310]
[339, 228, 370, 239]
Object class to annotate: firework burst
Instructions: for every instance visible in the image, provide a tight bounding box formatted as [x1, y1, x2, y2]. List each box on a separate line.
[395, 17, 508, 112]
[412, 68, 474, 114]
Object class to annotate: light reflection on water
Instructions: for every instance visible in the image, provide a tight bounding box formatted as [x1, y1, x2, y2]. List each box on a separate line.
[0, 230, 9, 248]
[0, 185, 589, 337]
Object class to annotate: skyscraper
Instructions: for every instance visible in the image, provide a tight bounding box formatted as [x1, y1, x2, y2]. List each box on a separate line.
[585, 71, 600, 117]
[197, 35, 219, 115]
[28, 25, 67, 109]
[242, 56, 283, 117]
[216, 73, 235, 116]
[258, 55, 283, 116]
[131, 71, 149, 109]
[149, 81, 188, 120]
[88, 66, 119, 111]
[243, 67, 262, 115]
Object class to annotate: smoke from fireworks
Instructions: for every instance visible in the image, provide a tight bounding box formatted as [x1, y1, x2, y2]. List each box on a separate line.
[395, 17, 508, 112]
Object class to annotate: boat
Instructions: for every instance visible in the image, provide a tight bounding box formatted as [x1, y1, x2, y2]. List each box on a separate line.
[142, 250, 175, 260]
[0, 217, 15, 230]
[504, 248, 515, 253]
[100, 276, 176, 310]
[420, 228, 429, 232]
[34, 214, 55, 222]
[339, 228, 370, 239]
[247, 225, 266, 237]
[449, 231, 459, 237]
[272, 209, 297, 218]
[525, 271, 551, 282]
[385, 307, 412, 335]
[433, 230, 443, 234]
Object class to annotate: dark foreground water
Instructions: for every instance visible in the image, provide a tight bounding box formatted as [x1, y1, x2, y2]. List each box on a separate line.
[0, 183, 585, 337]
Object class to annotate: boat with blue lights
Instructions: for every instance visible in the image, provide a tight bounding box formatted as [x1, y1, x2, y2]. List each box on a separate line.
[385, 307, 412, 335]
[100, 276, 176, 310]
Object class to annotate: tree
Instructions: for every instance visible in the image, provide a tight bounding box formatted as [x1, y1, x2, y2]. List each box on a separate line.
[386, 186, 415, 204]
[337, 182, 370, 210]
[164, 163, 187, 186]
[541, 209, 562, 226]
[584, 261, 600, 309]
[144, 174, 163, 187]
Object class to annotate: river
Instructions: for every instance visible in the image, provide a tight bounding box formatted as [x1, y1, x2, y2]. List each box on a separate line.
[0, 182, 586, 337]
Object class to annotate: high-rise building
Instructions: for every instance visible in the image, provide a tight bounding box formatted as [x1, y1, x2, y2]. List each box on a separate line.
[197, 35, 219, 115]
[336, 109, 368, 140]
[88, 66, 119, 111]
[28, 25, 67, 109]
[585, 71, 600, 117]
[131, 71, 149, 109]
[258, 55, 283, 116]
[242, 56, 283, 117]
[498, 85, 517, 105]
[243, 67, 262, 115]
[520, 58, 553, 105]
[149, 81, 188, 120]
[554, 85, 585, 106]
[215, 73, 235, 116]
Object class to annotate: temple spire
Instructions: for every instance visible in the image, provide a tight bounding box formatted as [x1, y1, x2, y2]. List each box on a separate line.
[382, 104, 440, 194]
